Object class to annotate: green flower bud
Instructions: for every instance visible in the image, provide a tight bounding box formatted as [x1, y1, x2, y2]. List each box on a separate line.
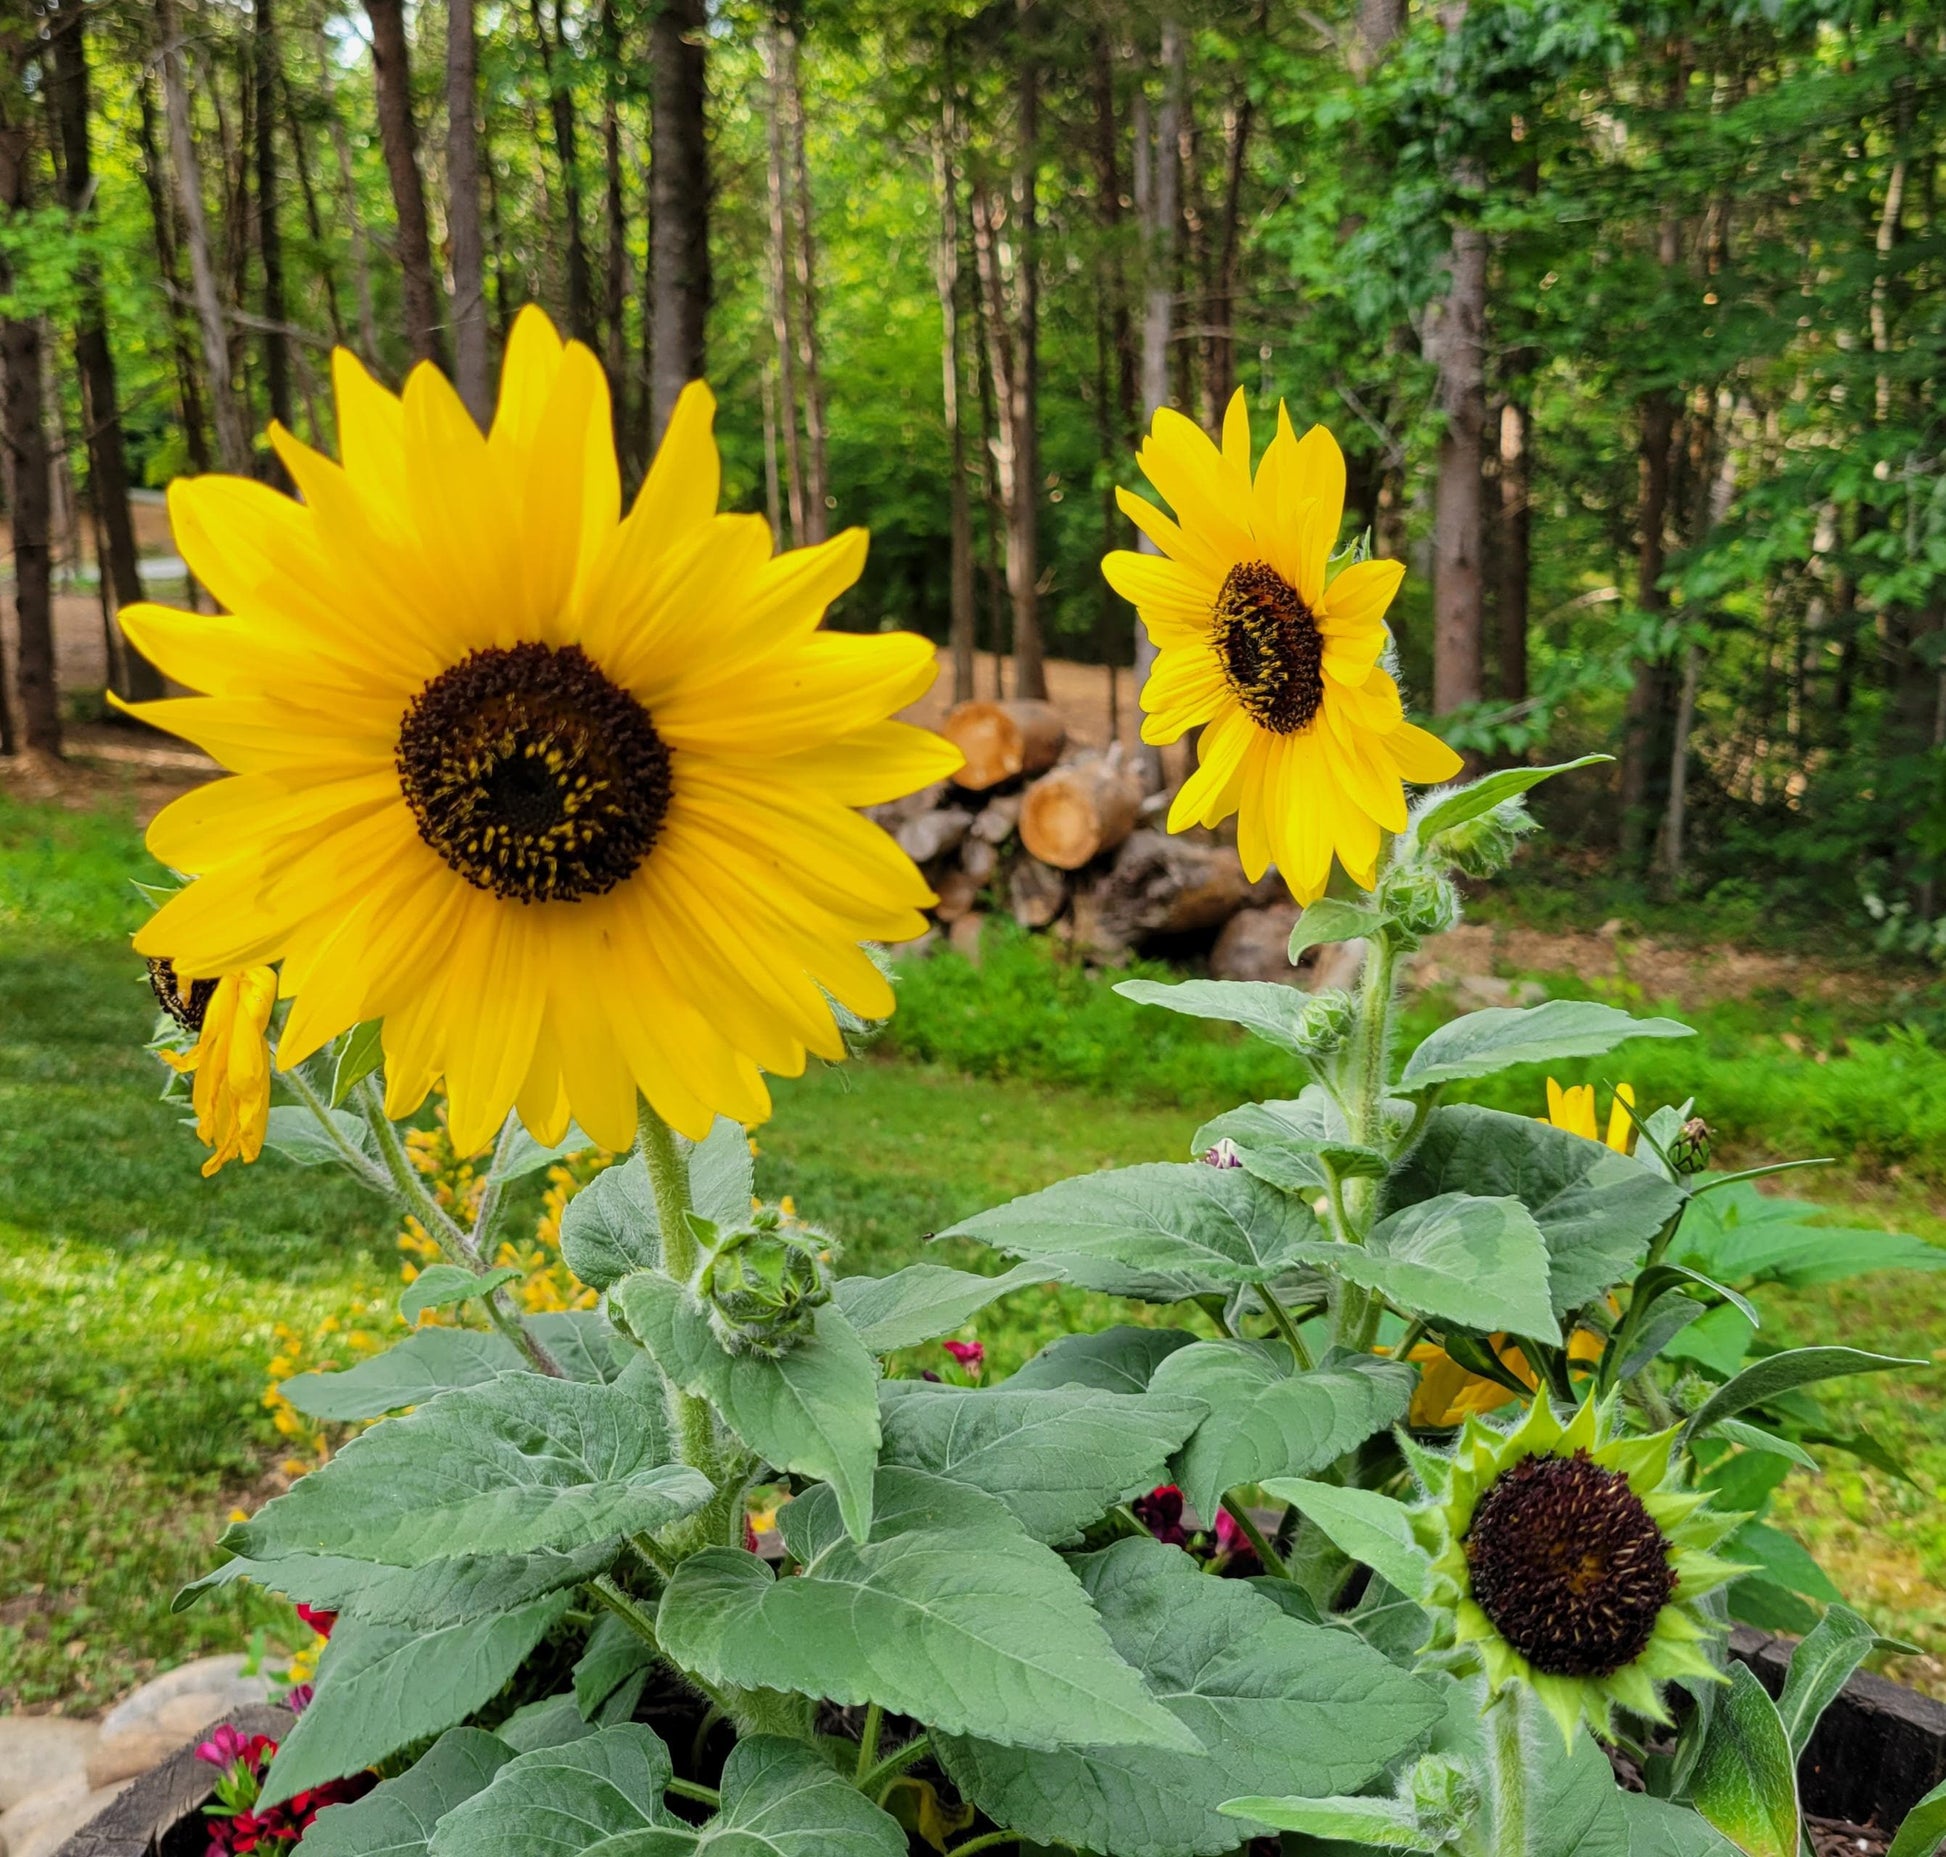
[697, 1207, 835, 1357]
[1407, 1754, 1477, 1834]
[1669, 1116, 1713, 1175]
[1294, 987, 1357, 1057]
[1424, 797, 1538, 878]
[1378, 867, 1460, 941]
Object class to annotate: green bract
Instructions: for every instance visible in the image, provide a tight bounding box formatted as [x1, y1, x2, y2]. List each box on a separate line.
[158, 756, 1932, 1856]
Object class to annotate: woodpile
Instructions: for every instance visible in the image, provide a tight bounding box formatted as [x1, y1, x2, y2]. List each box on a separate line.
[875, 700, 1335, 984]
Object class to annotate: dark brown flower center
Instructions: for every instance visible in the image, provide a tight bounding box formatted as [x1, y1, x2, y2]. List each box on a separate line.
[1464, 1449, 1675, 1678]
[397, 643, 673, 904]
[1212, 561, 1325, 734]
[148, 957, 216, 1034]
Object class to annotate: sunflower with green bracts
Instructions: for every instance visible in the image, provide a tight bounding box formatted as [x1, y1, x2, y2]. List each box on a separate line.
[1411, 1392, 1751, 1747]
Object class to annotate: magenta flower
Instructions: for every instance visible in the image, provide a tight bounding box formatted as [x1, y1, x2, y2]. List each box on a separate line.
[943, 1340, 985, 1372]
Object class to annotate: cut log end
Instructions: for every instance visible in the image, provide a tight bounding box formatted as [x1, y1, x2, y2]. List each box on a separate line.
[1019, 755, 1145, 870]
[942, 699, 1066, 791]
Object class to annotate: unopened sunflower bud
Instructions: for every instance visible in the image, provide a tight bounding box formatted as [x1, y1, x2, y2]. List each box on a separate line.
[1670, 1117, 1713, 1175]
[1408, 1755, 1477, 1831]
[1379, 867, 1460, 941]
[1423, 797, 1537, 877]
[697, 1208, 834, 1356]
[1294, 987, 1357, 1057]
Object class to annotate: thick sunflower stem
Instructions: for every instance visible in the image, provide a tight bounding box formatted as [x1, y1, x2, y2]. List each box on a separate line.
[350, 1080, 563, 1377]
[1483, 1687, 1529, 1855]
[1330, 928, 1399, 1356]
[636, 1103, 727, 1487]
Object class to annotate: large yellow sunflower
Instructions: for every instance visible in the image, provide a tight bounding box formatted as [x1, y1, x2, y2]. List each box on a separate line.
[1103, 392, 1460, 902]
[120, 309, 958, 1153]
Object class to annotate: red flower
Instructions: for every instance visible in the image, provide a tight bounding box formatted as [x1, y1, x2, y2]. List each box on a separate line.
[294, 1604, 337, 1638]
[1132, 1484, 1189, 1547]
[942, 1340, 985, 1372]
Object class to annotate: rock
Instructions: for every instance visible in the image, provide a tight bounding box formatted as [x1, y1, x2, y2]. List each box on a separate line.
[0, 1773, 131, 1857]
[1209, 903, 1303, 984]
[947, 913, 985, 964]
[1451, 974, 1547, 1011]
[85, 1729, 183, 1790]
[98, 1657, 270, 1743]
[1310, 938, 1369, 994]
[0, 1719, 97, 1812]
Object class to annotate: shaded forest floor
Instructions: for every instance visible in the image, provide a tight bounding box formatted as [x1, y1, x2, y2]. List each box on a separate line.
[1, 758, 1941, 1719]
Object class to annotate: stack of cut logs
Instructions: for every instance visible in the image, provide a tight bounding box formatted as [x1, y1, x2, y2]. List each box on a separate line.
[869, 698, 1344, 985]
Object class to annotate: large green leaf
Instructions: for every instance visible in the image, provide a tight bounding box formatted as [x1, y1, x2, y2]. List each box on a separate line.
[259, 1598, 570, 1809]
[177, 1542, 618, 1630]
[935, 1536, 1442, 1857]
[875, 1379, 1207, 1542]
[1775, 1603, 1875, 1757]
[301, 1728, 514, 1857]
[1296, 1193, 1561, 1341]
[1002, 1325, 1200, 1392]
[1260, 1479, 1432, 1601]
[1221, 1794, 1436, 1849]
[399, 1265, 524, 1324]
[941, 1161, 1319, 1284]
[1674, 1178, 1946, 1289]
[225, 1374, 708, 1566]
[1887, 1777, 1946, 1857]
[280, 1327, 524, 1421]
[573, 1614, 659, 1720]
[1146, 1343, 1412, 1519]
[614, 1271, 881, 1543]
[1690, 1663, 1799, 1857]
[1287, 897, 1388, 961]
[527, 1310, 632, 1383]
[689, 1735, 908, 1856]
[1194, 1091, 1387, 1192]
[426, 1722, 685, 1857]
[264, 1103, 382, 1170]
[1397, 1000, 1692, 1093]
[1683, 1345, 1924, 1444]
[1617, 1796, 1742, 1856]
[558, 1157, 661, 1291]
[1388, 1105, 1683, 1314]
[1410, 756, 1609, 845]
[832, 1260, 1054, 1353]
[655, 1468, 1197, 1754]
[1112, 976, 1318, 1054]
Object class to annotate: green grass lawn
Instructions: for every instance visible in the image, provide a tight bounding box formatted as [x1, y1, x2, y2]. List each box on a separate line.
[2, 783, 1941, 1712]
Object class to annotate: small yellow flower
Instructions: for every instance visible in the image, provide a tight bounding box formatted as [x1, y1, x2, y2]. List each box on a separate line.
[1103, 393, 1461, 902]
[1407, 1330, 1604, 1428]
[153, 961, 277, 1176]
[1543, 1078, 1635, 1152]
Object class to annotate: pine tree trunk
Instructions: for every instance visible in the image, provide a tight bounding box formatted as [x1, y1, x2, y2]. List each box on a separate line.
[0, 106, 60, 756]
[784, 24, 828, 544]
[1618, 386, 1679, 863]
[253, 0, 292, 433]
[1208, 22, 1260, 418]
[933, 91, 976, 705]
[599, 0, 630, 460]
[1494, 396, 1530, 706]
[159, 0, 251, 471]
[529, 0, 593, 346]
[648, 0, 708, 443]
[365, 0, 446, 368]
[1132, 20, 1184, 786]
[281, 66, 347, 347]
[313, 21, 380, 361]
[1089, 29, 1132, 741]
[968, 217, 1011, 700]
[135, 72, 211, 477]
[1005, 0, 1046, 700]
[44, 3, 160, 700]
[762, 18, 805, 544]
[1348, 0, 1407, 81]
[447, 0, 492, 425]
[1428, 211, 1486, 715]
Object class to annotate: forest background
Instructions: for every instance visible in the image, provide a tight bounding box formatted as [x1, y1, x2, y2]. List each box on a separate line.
[0, 0, 1942, 932]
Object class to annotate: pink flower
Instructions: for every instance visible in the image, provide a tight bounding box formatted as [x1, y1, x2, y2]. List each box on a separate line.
[294, 1604, 337, 1638]
[194, 1724, 251, 1770]
[943, 1340, 985, 1372]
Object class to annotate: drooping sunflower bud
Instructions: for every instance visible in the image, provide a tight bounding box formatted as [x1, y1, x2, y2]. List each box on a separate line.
[1669, 1117, 1713, 1175]
[696, 1207, 835, 1357]
[1423, 797, 1538, 878]
[1377, 866, 1460, 943]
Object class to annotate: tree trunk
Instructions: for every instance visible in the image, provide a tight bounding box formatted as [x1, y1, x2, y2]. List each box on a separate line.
[1428, 212, 1487, 714]
[313, 17, 380, 362]
[365, 0, 446, 368]
[762, 18, 805, 544]
[1006, 0, 1046, 700]
[281, 64, 346, 347]
[648, 0, 709, 443]
[0, 108, 59, 755]
[44, 1, 159, 699]
[1348, 0, 1407, 81]
[447, 0, 492, 424]
[1618, 386, 1680, 864]
[528, 0, 593, 346]
[1208, 14, 1261, 418]
[253, 0, 292, 434]
[135, 71, 211, 477]
[933, 92, 976, 705]
[159, 0, 251, 471]
[784, 23, 828, 543]
[968, 221, 1010, 699]
[599, 0, 630, 459]
[970, 174, 1017, 690]
[1132, 21, 1185, 787]
[1089, 28, 1133, 742]
[1494, 396, 1530, 706]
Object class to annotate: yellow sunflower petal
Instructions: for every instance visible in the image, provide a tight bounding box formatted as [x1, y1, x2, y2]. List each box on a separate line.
[1290, 422, 1347, 547]
[1387, 720, 1464, 784]
[1101, 549, 1219, 634]
[1114, 486, 1232, 583]
[1166, 702, 1253, 831]
[1320, 556, 1404, 636]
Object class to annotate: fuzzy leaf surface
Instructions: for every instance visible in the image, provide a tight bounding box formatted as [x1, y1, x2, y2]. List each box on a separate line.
[426, 1722, 684, 1856]
[1194, 1092, 1387, 1191]
[1260, 1479, 1432, 1600]
[1002, 1325, 1200, 1392]
[300, 1728, 514, 1857]
[1690, 1663, 1799, 1857]
[941, 1161, 1318, 1284]
[833, 1260, 1053, 1353]
[559, 1156, 661, 1289]
[1146, 1344, 1412, 1519]
[1398, 1000, 1692, 1092]
[225, 1374, 709, 1565]
[935, 1536, 1442, 1857]
[875, 1380, 1207, 1542]
[615, 1271, 880, 1542]
[1112, 976, 1319, 1054]
[654, 1468, 1197, 1754]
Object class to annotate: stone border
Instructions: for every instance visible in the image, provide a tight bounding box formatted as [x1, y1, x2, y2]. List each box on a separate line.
[50, 1706, 293, 1857]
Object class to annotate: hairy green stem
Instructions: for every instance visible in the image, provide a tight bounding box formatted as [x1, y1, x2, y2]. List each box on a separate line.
[285, 1063, 391, 1188]
[635, 1103, 724, 1480]
[1219, 1495, 1289, 1579]
[1486, 1688, 1527, 1854]
[1260, 1291, 1314, 1371]
[590, 1573, 664, 1649]
[859, 1732, 932, 1796]
[948, 1832, 1026, 1856]
[854, 1703, 884, 1784]
[667, 1777, 721, 1807]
